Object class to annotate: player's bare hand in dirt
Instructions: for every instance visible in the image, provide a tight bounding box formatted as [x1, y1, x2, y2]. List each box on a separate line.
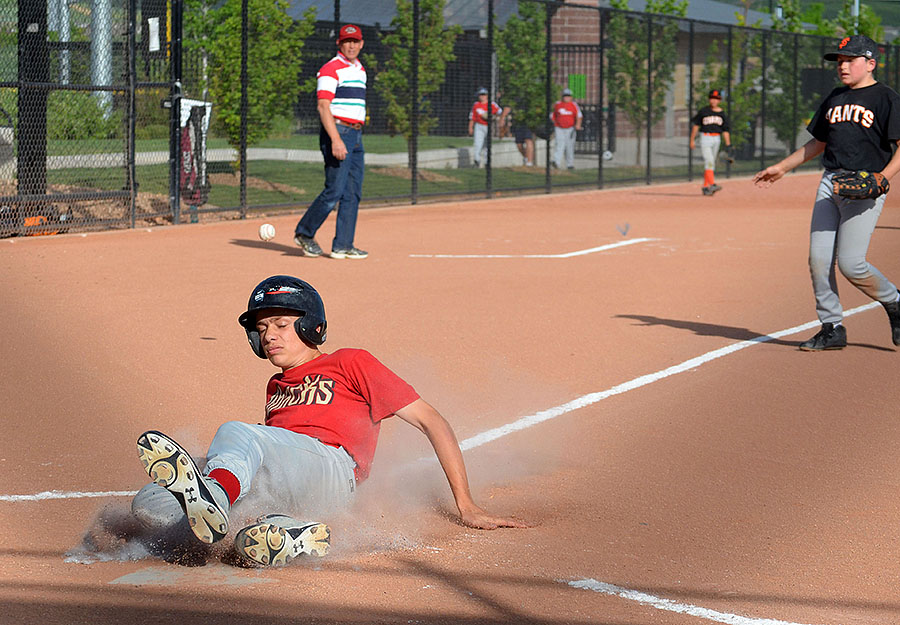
[458, 503, 531, 530]
[754, 165, 785, 187]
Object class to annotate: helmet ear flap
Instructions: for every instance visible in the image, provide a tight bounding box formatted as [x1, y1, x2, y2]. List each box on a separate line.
[245, 328, 266, 358]
[294, 317, 327, 345]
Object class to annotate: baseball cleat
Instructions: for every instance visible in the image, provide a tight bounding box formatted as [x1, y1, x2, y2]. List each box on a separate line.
[882, 290, 900, 346]
[234, 514, 330, 567]
[136, 430, 230, 544]
[702, 186, 713, 196]
[709, 184, 722, 194]
[799, 322, 847, 351]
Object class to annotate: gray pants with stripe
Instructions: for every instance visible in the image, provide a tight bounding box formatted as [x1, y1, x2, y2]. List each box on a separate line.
[809, 170, 898, 324]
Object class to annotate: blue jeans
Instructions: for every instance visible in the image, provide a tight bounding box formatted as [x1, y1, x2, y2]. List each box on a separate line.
[295, 124, 364, 250]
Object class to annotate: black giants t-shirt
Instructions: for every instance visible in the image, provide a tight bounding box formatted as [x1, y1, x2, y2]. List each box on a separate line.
[692, 107, 730, 133]
[808, 82, 900, 171]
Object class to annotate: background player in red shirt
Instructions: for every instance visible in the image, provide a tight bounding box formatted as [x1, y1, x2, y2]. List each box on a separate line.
[468, 87, 502, 167]
[550, 88, 583, 170]
[133, 275, 527, 567]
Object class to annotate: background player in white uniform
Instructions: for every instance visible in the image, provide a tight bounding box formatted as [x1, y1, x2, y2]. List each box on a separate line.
[550, 88, 583, 169]
[689, 89, 732, 196]
[754, 35, 900, 351]
[133, 276, 528, 567]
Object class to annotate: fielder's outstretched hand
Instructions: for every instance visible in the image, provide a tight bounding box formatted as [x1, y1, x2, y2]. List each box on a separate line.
[753, 165, 786, 187]
[458, 503, 531, 530]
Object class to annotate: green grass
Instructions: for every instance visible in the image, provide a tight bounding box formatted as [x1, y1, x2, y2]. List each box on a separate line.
[44, 134, 474, 157]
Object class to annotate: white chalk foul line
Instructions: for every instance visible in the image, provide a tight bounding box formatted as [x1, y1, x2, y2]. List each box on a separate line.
[565, 578, 824, 625]
[409, 237, 658, 258]
[0, 489, 138, 502]
[458, 301, 880, 452]
[0, 301, 881, 502]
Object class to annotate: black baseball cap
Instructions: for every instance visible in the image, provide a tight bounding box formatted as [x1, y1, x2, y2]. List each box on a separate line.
[824, 34, 878, 61]
[708, 89, 722, 99]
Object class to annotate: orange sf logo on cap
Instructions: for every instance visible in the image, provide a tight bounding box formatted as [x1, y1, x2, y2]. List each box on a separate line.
[839, 37, 850, 49]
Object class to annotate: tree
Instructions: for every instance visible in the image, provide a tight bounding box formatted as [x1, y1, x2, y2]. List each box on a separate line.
[495, 2, 547, 136]
[834, 0, 884, 40]
[367, 0, 461, 163]
[768, 0, 830, 153]
[607, 0, 688, 165]
[203, 0, 316, 149]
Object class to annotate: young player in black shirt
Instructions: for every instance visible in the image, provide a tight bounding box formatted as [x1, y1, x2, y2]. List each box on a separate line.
[754, 34, 900, 350]
[690, 89, 732, 195]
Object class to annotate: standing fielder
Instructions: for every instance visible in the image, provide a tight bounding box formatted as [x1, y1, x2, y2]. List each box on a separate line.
[689, 89, 732, 196]
[133, 276, 527, 567]
[754, 35, 900, 350]
[468, 87, 501, 168]
[293, 24, 368, 260]
[551, 88, 583, 170]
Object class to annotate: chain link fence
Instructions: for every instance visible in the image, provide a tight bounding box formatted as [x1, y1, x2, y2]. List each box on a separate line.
[3, 0, 900, 236]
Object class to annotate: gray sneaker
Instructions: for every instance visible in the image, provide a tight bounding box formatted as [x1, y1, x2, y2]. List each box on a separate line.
[136, 430, 230, 544]
[234, 514, 330, 567]
[330, 246, 368, 259]
[293, 234, 323, 257]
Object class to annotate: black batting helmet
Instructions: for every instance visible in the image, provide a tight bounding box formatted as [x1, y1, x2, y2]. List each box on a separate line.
[237, 275, 327, 357]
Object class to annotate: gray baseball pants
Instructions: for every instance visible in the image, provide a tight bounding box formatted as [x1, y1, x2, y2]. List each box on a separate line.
[204, 421, 357, 517]
[554, 126, 576, 168]
[809, 170, 898, 324]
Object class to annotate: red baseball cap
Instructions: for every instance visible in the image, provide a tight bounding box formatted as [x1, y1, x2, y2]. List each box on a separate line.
[338, 24, 363, 42]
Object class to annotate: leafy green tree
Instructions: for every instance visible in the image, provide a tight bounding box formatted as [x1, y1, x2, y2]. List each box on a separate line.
[607, 0, 688, 165]
[834, 0, 884, 40]
[495, 2, 547, 135]
[767, 0, 832, 153]
[366, 0, 461, 163]
[203, 0, 316, 149]
[694, 16, 762, 156]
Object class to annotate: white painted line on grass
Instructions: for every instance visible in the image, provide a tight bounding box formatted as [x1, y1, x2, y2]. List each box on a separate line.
[565, 578, 824, 625]
[409, 237, 658, 258]
[0, 301, 880, 502]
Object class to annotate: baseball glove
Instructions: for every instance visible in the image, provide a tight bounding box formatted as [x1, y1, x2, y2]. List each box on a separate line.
[722, 147, 735, 164]
[832, 170, 890, 200]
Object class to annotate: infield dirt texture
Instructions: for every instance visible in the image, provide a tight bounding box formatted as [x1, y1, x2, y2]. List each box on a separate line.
[2, 172, 900, 625]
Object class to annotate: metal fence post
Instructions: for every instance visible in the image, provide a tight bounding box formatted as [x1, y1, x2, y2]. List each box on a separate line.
[545, 1, 552, 194]
[128, 0, 137, 228]
[239, 0, 248, 218]
[645, 14, 652, 186]
[688, 20, 694, 182]
[486, 0, 494, 198]
[169, 0, 183, 224]
[760, 30, 767, 172]
[411, 0, 419, 204]
[598, 8, 605, 189]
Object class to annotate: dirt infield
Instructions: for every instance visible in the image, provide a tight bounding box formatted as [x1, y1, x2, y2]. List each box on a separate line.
[2, 172, 900, 625]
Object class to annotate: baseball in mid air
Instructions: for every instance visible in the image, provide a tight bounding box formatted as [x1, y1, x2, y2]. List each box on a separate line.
[258, 223, 276, 241]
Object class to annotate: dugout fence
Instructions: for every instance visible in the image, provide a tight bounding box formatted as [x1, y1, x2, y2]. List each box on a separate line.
[3, 0, 899, 236]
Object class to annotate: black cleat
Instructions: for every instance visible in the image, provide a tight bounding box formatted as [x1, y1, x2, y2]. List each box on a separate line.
[798, 322, 847, 351]
[882, 289, 900, 346]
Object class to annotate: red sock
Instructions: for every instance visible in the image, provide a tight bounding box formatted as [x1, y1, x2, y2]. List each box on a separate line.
[704, 169, 714, 186]
[207, 468, 240, 505]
